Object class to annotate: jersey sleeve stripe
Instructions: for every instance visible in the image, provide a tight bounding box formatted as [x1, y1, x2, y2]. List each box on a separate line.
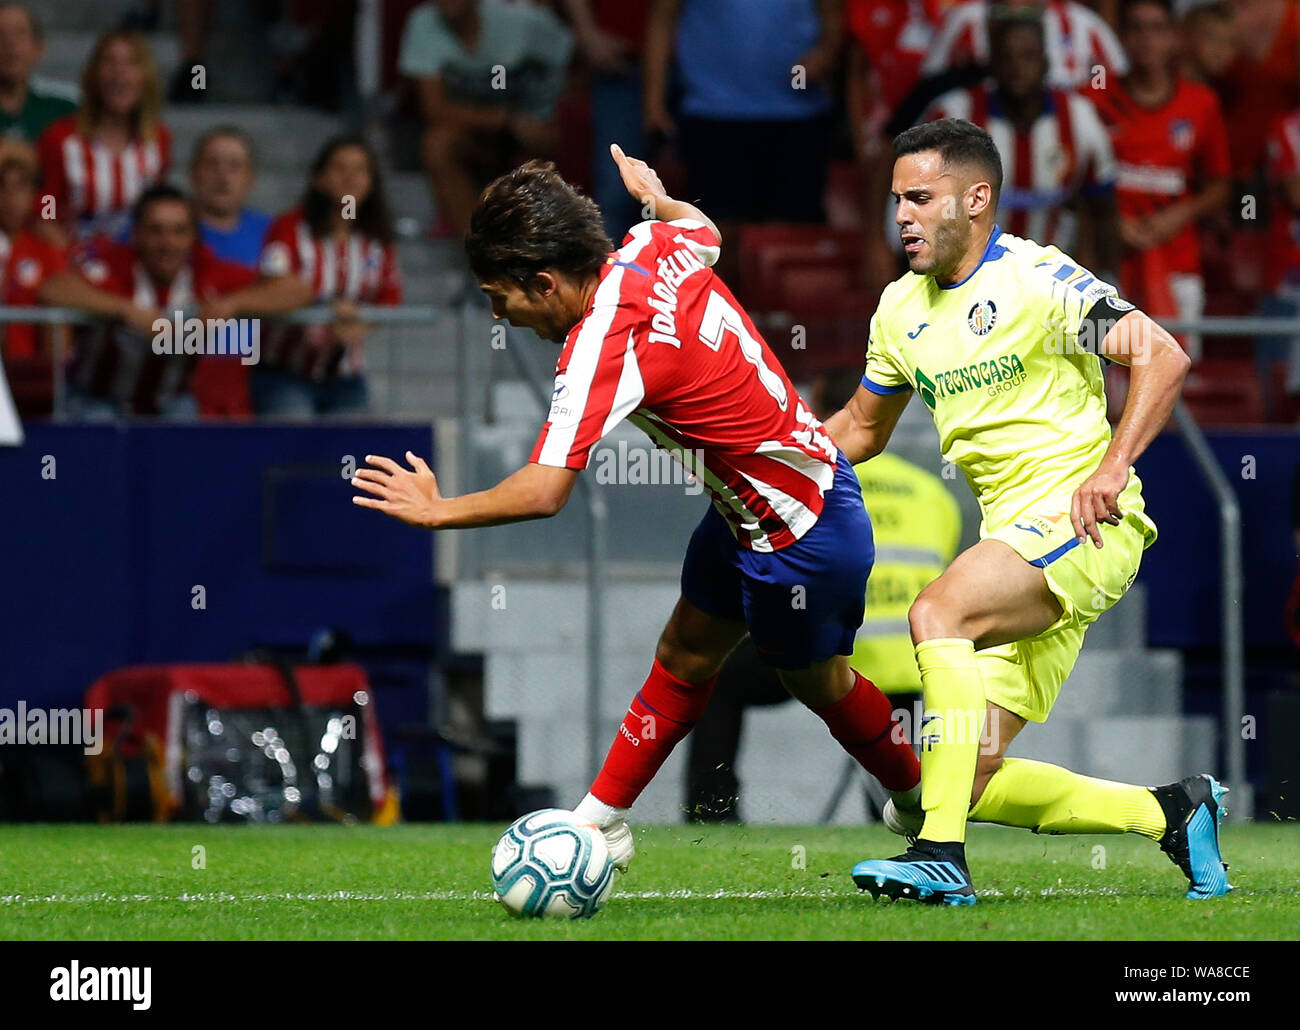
[861, 375, 912, 395]
[599, 331, 647, 440]
[534, 297, 623, 467]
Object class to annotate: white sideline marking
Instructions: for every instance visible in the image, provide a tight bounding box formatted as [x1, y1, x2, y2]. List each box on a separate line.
[0, 884, 1223, 906]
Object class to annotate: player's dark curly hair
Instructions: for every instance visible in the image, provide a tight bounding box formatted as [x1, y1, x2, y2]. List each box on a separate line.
[893, 118, 1004, 202]
[465, 160, 614, 291]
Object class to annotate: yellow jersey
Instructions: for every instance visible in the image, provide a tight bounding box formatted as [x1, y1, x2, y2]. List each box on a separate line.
[862, 226, 1148, 537]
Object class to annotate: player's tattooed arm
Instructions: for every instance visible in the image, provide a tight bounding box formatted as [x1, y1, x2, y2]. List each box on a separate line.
[608, 143, 721, 244]
[352, 455, 579, 530]
[1070, 308, 1190, 548]
[823, 384, 910, 465]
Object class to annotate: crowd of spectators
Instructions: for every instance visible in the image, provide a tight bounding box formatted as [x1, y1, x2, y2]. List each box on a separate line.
[0, 3, 402, 419]
[0, 0, 1298, 423]
[390, 0, 1295, 420]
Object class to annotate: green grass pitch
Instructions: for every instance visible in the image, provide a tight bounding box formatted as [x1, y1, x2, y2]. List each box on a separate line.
[1, 823, 1296, 940]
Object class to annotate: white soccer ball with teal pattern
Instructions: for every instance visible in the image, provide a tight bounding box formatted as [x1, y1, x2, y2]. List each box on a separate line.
[491, 809, 616, 919]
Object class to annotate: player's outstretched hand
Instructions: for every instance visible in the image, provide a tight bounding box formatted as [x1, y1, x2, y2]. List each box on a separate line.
[1070, 464, 1129, 548]
[610, 143, 668, 213]
[352, 451, 441, 529]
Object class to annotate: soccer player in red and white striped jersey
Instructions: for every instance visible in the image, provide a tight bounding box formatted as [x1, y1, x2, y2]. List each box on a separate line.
[353, 148, 922, 867]
[35, 30, 170, 243]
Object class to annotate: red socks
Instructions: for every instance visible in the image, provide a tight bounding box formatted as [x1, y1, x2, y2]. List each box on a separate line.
[590, 658, 717, 809]
[590, 662, 918, 808]
[813, 671, 920, 792]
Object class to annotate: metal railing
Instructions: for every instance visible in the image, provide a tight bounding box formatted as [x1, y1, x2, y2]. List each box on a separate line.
[1171, 403, 1249, 820]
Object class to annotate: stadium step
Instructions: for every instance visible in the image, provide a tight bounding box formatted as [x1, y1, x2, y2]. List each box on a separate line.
[1005, 714, 1217, 791]
[1053, 647, 1183, 718]
[166, 105, 345, 172]
[450, 571, 1199, 824]
[42, 0, 164, 32]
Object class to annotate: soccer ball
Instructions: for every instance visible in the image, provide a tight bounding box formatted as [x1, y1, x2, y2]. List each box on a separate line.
[491, 809, 616, 919]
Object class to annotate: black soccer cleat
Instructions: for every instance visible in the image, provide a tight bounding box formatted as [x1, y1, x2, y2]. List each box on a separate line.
[1151, 774, 1231, 899]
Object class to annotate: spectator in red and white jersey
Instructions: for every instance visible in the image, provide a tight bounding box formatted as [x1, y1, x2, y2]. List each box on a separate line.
[35, 30, 169, 245]
[921, 0, 1128, 88]
[38, 186, 306, 419]
[253, 136, 402, 418]
[846, 0, 950, 294]
[924, 8, 1121, 271]
[1263, 109, 1300, 404]
[0, 140, 67, 366]
[1087, 0, 1230, 359]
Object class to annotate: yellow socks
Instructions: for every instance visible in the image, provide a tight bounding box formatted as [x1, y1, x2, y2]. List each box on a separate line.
[969, 757, 1167, 838]
[913, 639, 1168, 843]
[915, 638, 987, 843]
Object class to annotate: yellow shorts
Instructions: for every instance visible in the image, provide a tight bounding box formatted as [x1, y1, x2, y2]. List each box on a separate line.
[976, 475, 1158, 723]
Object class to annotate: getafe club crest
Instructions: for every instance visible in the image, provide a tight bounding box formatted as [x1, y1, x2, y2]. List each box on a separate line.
[967, 299, 997, 336]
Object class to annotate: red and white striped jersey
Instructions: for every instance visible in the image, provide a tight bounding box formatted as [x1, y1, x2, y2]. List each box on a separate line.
[921, 0, 1127, 89]
[1, 226, 69, 359]
[530, 219, 841, 553]
[36, 114, 170, 240]
[257, 207, 403, 379]
[925, 81, 1116, 247]
[69, 238, 254, 413]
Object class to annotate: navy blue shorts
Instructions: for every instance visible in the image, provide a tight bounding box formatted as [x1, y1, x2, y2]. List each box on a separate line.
[681, 451, 874, 670]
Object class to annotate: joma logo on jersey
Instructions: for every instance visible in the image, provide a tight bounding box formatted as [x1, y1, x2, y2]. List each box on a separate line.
[914, 353, 1026, 409]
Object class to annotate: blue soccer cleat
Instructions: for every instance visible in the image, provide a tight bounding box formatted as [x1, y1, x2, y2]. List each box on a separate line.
[1152, 774, 1232, 900]
[852, 839, 977, 906]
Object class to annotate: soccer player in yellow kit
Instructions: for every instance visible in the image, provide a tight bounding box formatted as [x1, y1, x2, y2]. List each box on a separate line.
[826, 119, 1231, 905]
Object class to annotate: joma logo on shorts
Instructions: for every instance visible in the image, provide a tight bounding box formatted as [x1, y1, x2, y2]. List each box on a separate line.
[915, 353, 1026, 409]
